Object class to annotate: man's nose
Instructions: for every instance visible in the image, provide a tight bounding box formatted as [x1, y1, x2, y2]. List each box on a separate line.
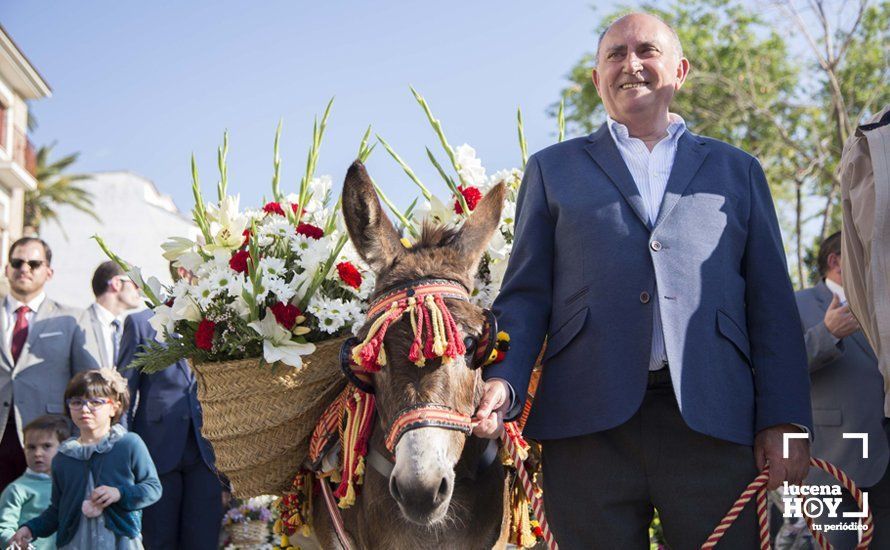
[623, 52, 642, 73]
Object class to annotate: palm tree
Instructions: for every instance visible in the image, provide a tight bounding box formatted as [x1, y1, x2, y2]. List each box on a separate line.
[24, 144, 100, 237]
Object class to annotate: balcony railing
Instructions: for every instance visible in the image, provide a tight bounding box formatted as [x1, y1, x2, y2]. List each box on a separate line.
[13, 128, 37, 177]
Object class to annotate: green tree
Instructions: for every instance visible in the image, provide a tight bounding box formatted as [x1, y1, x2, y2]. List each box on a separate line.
[25, 144, 99, 237]
[557, 0, 889, 286]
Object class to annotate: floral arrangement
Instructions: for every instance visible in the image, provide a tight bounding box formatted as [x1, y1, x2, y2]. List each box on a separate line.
[223, 496, 276, 526]
[95, 100, 376, 373]
[373, 88, 566, 307]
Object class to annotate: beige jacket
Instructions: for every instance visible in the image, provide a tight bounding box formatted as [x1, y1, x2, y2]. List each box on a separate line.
[840, 106, 890, 415]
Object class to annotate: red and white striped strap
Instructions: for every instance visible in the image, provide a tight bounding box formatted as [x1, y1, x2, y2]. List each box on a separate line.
[385, 403, 474, 454]
[502, 422, 559, 550]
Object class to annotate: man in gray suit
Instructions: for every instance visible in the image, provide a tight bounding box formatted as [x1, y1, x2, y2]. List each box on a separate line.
[81, 261, 142, 370]
[0, 237, 99, 492]
[797, 231, 890, 547]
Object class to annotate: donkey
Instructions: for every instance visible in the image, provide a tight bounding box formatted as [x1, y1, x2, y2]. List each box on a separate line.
[312, 161, 509, 549]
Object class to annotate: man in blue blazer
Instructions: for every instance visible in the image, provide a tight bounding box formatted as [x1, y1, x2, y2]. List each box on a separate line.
[118, 307, 224, 549]
[474, 12, 813, 548]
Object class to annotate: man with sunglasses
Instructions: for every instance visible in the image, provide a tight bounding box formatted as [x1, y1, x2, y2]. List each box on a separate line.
[80, 261, 142, 370]
[0, 237, 99, 493]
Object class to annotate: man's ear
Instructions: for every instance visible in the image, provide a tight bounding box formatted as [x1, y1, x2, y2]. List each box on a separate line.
[341, 161, 403, 273]
[675, 57, 690, 90]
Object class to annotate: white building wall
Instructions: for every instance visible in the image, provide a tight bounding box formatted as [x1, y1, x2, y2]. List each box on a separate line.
[39, 171, 197, 308]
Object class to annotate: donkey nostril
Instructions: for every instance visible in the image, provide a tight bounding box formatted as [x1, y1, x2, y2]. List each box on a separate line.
[435, 478, 449, 502]
[390, 476, 402, 502]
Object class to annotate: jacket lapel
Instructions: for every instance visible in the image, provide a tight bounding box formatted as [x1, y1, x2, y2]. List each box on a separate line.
[0, 298, 11, 371]
[653, 131, 710, 228]
[17, 299, 56, 370]
[583, 124, 650, 230]
[89, 304, 110, 369]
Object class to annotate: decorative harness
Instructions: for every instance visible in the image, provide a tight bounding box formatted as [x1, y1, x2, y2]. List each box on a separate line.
[292, 278, 505, 547]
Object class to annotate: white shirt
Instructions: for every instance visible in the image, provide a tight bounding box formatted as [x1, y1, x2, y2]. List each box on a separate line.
[92, 303, 124, 367]
[606, 114, 687, 371]
[4, 293, 46, 354]
[824, 278, 847, 305]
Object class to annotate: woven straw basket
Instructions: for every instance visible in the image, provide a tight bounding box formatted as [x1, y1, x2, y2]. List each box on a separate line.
[226, 519, 270, 547]
[190, 336, 348, 498]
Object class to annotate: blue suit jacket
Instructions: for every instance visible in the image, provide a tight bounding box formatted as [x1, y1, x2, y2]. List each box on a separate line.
[118, 309, 216, 475]
[483, 125, 813, 445]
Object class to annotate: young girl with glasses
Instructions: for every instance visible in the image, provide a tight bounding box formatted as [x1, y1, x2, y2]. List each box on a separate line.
[10, 370, 161, 549]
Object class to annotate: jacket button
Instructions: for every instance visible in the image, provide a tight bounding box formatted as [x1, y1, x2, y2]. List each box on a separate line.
[640, 292, 651, 304]
[650, 240, 662, 251]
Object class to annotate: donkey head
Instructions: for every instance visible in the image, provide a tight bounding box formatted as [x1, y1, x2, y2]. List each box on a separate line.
[342, 161, 505, 525]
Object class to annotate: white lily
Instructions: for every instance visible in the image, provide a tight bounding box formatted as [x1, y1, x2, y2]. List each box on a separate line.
[415, 195, 457, 227]
[249, 308, 316, 368]
[161, 237, 195, 261]
[147, 305, 176, 341]
[207, 195, 249, 251]
[171, 294, 201, 322]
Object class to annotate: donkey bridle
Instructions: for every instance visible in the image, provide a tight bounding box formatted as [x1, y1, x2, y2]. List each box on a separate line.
[338, 277, 501, 476]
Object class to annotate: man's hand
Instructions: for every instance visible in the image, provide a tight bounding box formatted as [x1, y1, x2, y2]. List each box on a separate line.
[824, 293, 860, 339]
[755, 424, 810, 490]
[91, 485, 121, 508]
[10, 526, 33, 548]
[472, 379, 510, 439]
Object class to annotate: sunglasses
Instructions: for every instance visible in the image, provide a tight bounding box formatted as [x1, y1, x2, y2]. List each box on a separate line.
[66, 397, 114, 411]
[9, 259, 47, 270]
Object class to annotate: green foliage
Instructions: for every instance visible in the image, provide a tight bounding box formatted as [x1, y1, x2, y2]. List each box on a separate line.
[25, 144, 99, 237]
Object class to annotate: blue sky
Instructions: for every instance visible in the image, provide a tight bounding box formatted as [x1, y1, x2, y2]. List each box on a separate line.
[2, 1, 618, 213]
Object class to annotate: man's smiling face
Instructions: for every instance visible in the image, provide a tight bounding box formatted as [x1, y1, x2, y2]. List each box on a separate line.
[592, 13, 689, 124]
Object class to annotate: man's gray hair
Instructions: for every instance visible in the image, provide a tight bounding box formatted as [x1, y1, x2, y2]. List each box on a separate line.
[595, 12, 684, 66]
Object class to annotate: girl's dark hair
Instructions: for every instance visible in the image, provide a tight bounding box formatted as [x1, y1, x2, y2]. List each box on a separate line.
[63, 370, 131, 424]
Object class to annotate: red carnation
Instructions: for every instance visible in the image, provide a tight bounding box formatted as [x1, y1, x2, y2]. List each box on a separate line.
[194, 319, 216, 351]
[270, 302, 302, 330]
[229, 249, 251, 274]
[454, 185, 482, 214]
[241, 228, 252, 247]
[263, 201, 286, 216]
[336, 262, 363, 289]
[291, 203, 303, 217]
[296, 222, 324, 240]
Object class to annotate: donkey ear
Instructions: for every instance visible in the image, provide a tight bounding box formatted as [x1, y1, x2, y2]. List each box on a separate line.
[455, 182, 507, 273]
[342, 161, 403, 273]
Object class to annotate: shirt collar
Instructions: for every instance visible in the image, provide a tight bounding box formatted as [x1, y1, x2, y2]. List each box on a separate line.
[606, 113, 686, 144]
[94, 303, 121, 326]
[25, 468, 51, 480]
[5, 292, 47, 315]
[824, 278, 847, 304]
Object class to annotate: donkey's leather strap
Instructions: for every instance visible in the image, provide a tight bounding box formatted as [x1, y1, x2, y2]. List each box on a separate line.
[385, 403, 474, 454]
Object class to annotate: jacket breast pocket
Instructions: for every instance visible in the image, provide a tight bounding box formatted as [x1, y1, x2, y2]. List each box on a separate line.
[716, 309, 751, 365]
[542, 307, 589, 362]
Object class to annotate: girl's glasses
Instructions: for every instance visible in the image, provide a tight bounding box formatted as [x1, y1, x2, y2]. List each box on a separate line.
[66, 397, 113, 411]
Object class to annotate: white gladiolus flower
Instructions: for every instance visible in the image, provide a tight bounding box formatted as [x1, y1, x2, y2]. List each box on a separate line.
[455, 144, 487, 187]
[161, 237, 195, 261]
[175, 251, 204, 273]
[249, 309, 316, 368]
[145, 277, 166, 303]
